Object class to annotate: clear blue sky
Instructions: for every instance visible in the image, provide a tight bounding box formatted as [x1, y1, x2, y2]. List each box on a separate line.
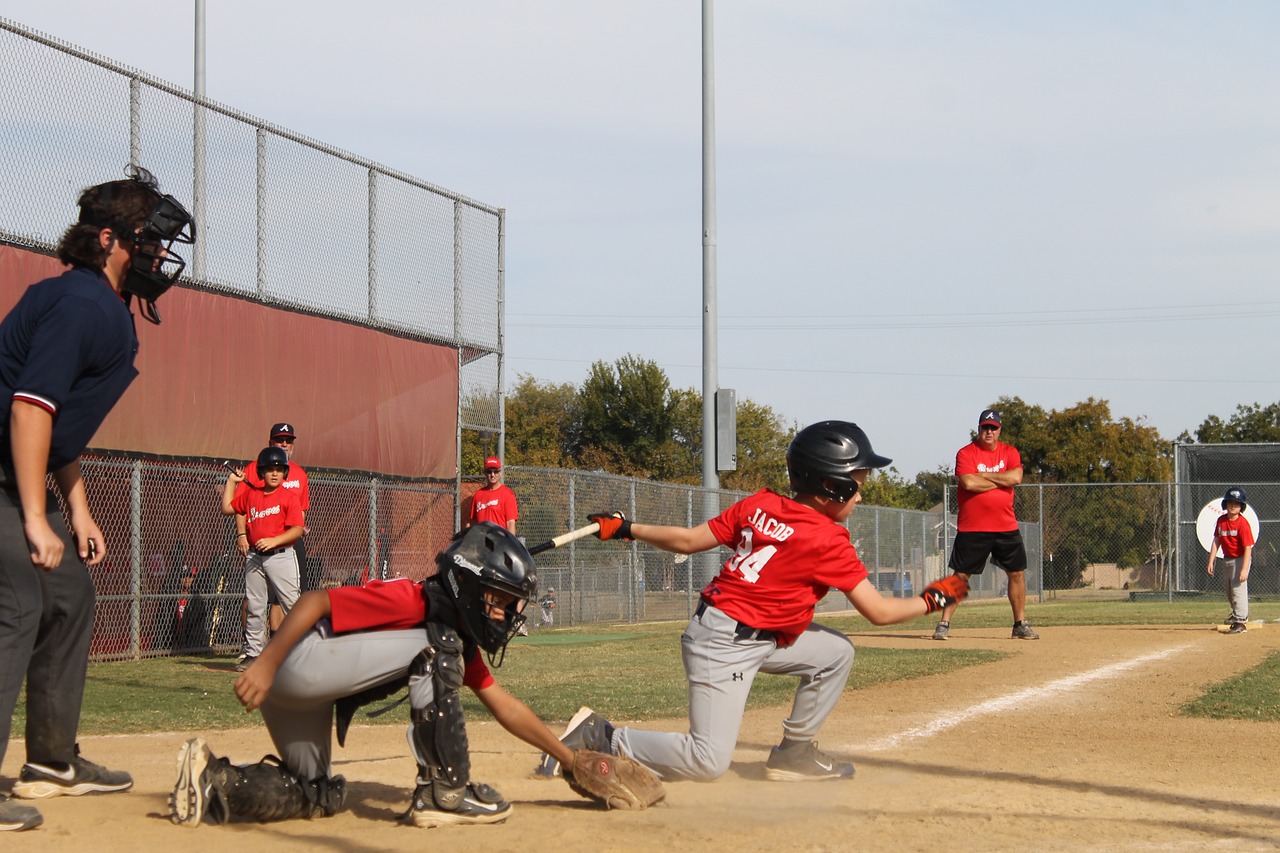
[5, 2, 1279, 477]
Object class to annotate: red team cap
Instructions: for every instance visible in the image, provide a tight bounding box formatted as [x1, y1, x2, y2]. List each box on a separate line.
[484, 456, 502, 470]
[270, 422, 297, 439]
[978, 410, 1002, 428]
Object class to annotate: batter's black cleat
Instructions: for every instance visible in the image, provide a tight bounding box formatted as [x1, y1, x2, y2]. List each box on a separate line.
[764, 740, 855, 782]
[1011, 621, 1040, 640]
[12, 745, 133, 799]
[0, 796, 42, 832]
[534, 706, 615, 779]
[406, 782, 512, 828]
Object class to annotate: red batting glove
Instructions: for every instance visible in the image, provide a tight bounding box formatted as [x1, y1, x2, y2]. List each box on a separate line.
[588, 512, 634, 541]
[921, 574, 969, 614]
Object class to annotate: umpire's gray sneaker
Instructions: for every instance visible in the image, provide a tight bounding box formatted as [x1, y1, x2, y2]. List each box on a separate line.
[0, 796, 42, 832]
[764, 740, 855, 782]
[534, 706, 616, 778]
[12, 745, 133, 799]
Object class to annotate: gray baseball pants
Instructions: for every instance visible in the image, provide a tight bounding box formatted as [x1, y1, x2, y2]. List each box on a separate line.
[242, 549, 300, 658]
[1223, 557, 1249, 623]
[259, 621, 432, 780]
[613, 602, 854, 781]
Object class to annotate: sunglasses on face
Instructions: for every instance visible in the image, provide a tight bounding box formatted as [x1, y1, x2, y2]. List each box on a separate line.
[979, 425, 1001, 432]
[272, 437, 295, 444]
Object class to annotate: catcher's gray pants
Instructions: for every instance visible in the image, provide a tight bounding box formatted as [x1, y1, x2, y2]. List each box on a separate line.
[0, 475, 95, 772]
[1223, 557, 1249, 623]
[242, 549, 300, 658]
[259, 621, 431, 780]
[614, 602, 854, 781]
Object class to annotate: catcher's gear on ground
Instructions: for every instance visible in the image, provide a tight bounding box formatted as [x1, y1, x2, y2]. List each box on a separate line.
[169, 738, 345, 826]
[564, 749, 665, 810]
[588, 511, 633, 541]
[921, 574, 970, 613]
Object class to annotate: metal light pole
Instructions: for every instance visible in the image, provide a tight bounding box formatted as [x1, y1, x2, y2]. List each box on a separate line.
[699, 0, 720, 586]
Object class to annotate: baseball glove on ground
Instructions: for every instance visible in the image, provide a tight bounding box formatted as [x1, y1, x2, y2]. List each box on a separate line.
[564, 749, 665, 810]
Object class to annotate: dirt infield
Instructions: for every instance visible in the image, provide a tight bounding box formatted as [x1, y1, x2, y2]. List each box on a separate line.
[6, 623, 1279, 852]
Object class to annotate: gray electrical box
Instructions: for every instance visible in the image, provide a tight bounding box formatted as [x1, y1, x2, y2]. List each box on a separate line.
[715, 388, 737, 471]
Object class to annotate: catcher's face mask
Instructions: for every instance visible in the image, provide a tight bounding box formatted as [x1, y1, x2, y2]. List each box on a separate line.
[121, 191, 196, 325]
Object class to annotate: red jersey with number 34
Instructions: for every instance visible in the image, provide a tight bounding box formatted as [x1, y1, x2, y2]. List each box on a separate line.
[703, 489, 868, 647]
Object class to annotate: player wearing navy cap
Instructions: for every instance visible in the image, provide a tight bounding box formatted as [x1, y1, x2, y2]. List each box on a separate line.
[0, 167, 195, 832]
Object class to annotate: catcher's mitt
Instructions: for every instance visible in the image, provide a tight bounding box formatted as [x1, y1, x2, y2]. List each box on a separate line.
[564, 749, 665, 810]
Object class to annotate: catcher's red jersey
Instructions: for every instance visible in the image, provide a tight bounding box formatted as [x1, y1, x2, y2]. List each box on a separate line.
[703, 489, 868, 646]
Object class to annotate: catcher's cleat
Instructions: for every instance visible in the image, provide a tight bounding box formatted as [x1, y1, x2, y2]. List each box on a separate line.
[169, 737, 217, 826]
[931, 621, 950, 641]
[535, 706, 615, 779]
[405, 782, 512, 828]
[764, 740, 854, 782]
[1011, 621, 1040, 640]
[12, 745, 133, 799]
[0, 796, 42, 832]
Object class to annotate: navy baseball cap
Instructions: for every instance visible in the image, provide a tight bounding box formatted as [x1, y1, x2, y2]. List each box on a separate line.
[978, 410, 1002, 427]
[270, 422, 297, 439]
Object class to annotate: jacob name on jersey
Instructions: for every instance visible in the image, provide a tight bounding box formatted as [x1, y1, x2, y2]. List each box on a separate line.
[746, 508, 795, 542]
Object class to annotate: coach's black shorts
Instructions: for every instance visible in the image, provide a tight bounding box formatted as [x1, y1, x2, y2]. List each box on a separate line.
[948, 530, 1027, 574]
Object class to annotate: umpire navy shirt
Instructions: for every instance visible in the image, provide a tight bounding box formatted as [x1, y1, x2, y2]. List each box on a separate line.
[0, 267, 139, 471]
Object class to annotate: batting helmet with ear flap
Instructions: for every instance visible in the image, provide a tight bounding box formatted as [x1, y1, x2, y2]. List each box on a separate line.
[437, 522, 537, 663]
[256, 446, 290, 470]
[787, 420, 892, 502]
[1222, 486, 1248, 511]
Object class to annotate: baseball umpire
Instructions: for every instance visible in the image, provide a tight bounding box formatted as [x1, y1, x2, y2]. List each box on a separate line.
[0, 167, 195, 833]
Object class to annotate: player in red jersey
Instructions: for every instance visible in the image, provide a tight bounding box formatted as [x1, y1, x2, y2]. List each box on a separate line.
[464, 456, 518, 533]
[534, 420, 969, 782]
[1207, 487, 1254, 634]
[932, 409, 1038, 641]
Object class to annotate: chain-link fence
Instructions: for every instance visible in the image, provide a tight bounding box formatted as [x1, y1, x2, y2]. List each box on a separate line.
[71, 454, 1280, 660]
[0, 17, 504, 433]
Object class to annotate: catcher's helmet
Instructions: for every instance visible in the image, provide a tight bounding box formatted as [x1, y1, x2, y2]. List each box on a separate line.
[438, 522, 537, 661]
[256, 446, 290, 471]
[1222, 486, 1248, 511]
[787, 420, 891, 502]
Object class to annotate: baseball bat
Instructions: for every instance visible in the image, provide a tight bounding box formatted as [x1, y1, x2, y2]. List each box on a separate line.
[529, 522, 601, 556]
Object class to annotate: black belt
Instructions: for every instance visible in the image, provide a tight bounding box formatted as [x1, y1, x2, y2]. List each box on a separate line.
[696, 600, 777, 643]
[253, 547, 286, 556]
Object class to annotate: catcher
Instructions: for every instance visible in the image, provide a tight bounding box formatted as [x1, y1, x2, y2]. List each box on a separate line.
[168, 523, 663, 828]
[537, 420, 969, 783]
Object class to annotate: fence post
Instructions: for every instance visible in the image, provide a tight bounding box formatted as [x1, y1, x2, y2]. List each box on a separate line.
[367, 168, 378, 323]
[130, 459, 143, 660]
[568, 472, 576, 626]
[368, 477, 379, 580]
[256, 127, 267, 296]
[1038, 483, 1045, 602]
[629, 480, 638, 622]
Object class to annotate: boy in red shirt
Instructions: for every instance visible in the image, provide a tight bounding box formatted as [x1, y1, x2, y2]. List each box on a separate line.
[1207, 487, 1255, 634]
[536, 420, 968, 783]
[169, 523, 623, 827]
[221, 446, 304, 671]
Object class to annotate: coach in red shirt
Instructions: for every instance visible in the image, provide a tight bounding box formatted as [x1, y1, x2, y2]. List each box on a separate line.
[932, 409, 1040, 641]
[464, 457, 518, 533]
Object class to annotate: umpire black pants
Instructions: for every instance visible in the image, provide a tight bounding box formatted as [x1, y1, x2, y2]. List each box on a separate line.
[0, 471, 95, 771]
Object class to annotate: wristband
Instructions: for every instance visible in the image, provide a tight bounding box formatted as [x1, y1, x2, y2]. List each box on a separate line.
[238, 533, 248, 538]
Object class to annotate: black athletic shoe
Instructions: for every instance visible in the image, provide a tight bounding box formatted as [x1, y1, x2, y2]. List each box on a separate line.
[235, 656, 257, 673]
[12, 745, 133, 799]
[1012, 621, 1040, 640]
[0, 796, 42, 832]
[407, 782, 512, 827]
[534, 706, 615, 778]
[764, 740, 855, 782]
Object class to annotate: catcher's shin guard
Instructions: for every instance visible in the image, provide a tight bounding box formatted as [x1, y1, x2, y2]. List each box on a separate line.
[407, 623, 471, 796]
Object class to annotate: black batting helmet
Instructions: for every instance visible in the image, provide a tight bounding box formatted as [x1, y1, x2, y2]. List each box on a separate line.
[1222, 486, 1248, 511]
[787, 420, 892, 502]
[437, 522, 537, 662]
[256, 446, 290, 471]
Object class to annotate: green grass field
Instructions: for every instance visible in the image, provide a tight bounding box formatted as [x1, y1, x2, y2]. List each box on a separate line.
[15, 597, 1280, 735]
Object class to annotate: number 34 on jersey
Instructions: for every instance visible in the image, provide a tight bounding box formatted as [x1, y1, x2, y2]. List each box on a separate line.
[726, 509, 794, 583]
